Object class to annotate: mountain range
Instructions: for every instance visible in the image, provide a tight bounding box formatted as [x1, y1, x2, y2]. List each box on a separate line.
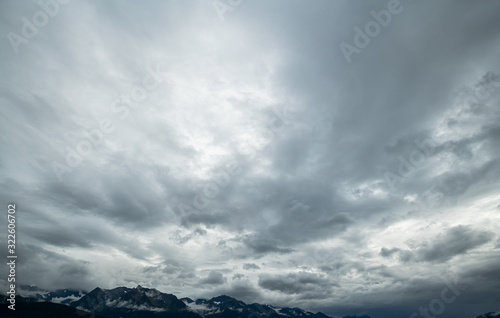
[1, 285, 499, 318]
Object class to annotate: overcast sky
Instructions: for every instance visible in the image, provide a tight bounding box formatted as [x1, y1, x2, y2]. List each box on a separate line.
[1, 1, 500, 318]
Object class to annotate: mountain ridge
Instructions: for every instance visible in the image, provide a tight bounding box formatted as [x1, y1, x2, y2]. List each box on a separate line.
[71, 285, 331, 318]
[3, 285, 499, 318]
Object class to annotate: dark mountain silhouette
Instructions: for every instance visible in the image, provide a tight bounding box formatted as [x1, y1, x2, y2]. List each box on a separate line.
[0, 295, 106, 318]
[476, 313, 500, 318]
[185, 293, 330, 318]
[1, 285, 498, 318]
[17, 285, 87, 305]
[71, 285, 196, 318]
[70, 285, 331, 318]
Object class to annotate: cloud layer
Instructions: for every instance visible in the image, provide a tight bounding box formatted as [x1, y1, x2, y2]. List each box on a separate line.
[1, 1, 499, 318]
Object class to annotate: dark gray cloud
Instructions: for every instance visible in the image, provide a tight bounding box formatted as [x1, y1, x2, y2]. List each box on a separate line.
[258, 272, 335, 296]
[243, 263, 261, 271]
[0, 243, 97, 291]
[171, 227, 207, 244]
[242, 235, 295, 256]
[380, 247, 400, 258]
[416, 226, 494, 263]
[199, 271, 227, 286]
[383, 226, 494, 264]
